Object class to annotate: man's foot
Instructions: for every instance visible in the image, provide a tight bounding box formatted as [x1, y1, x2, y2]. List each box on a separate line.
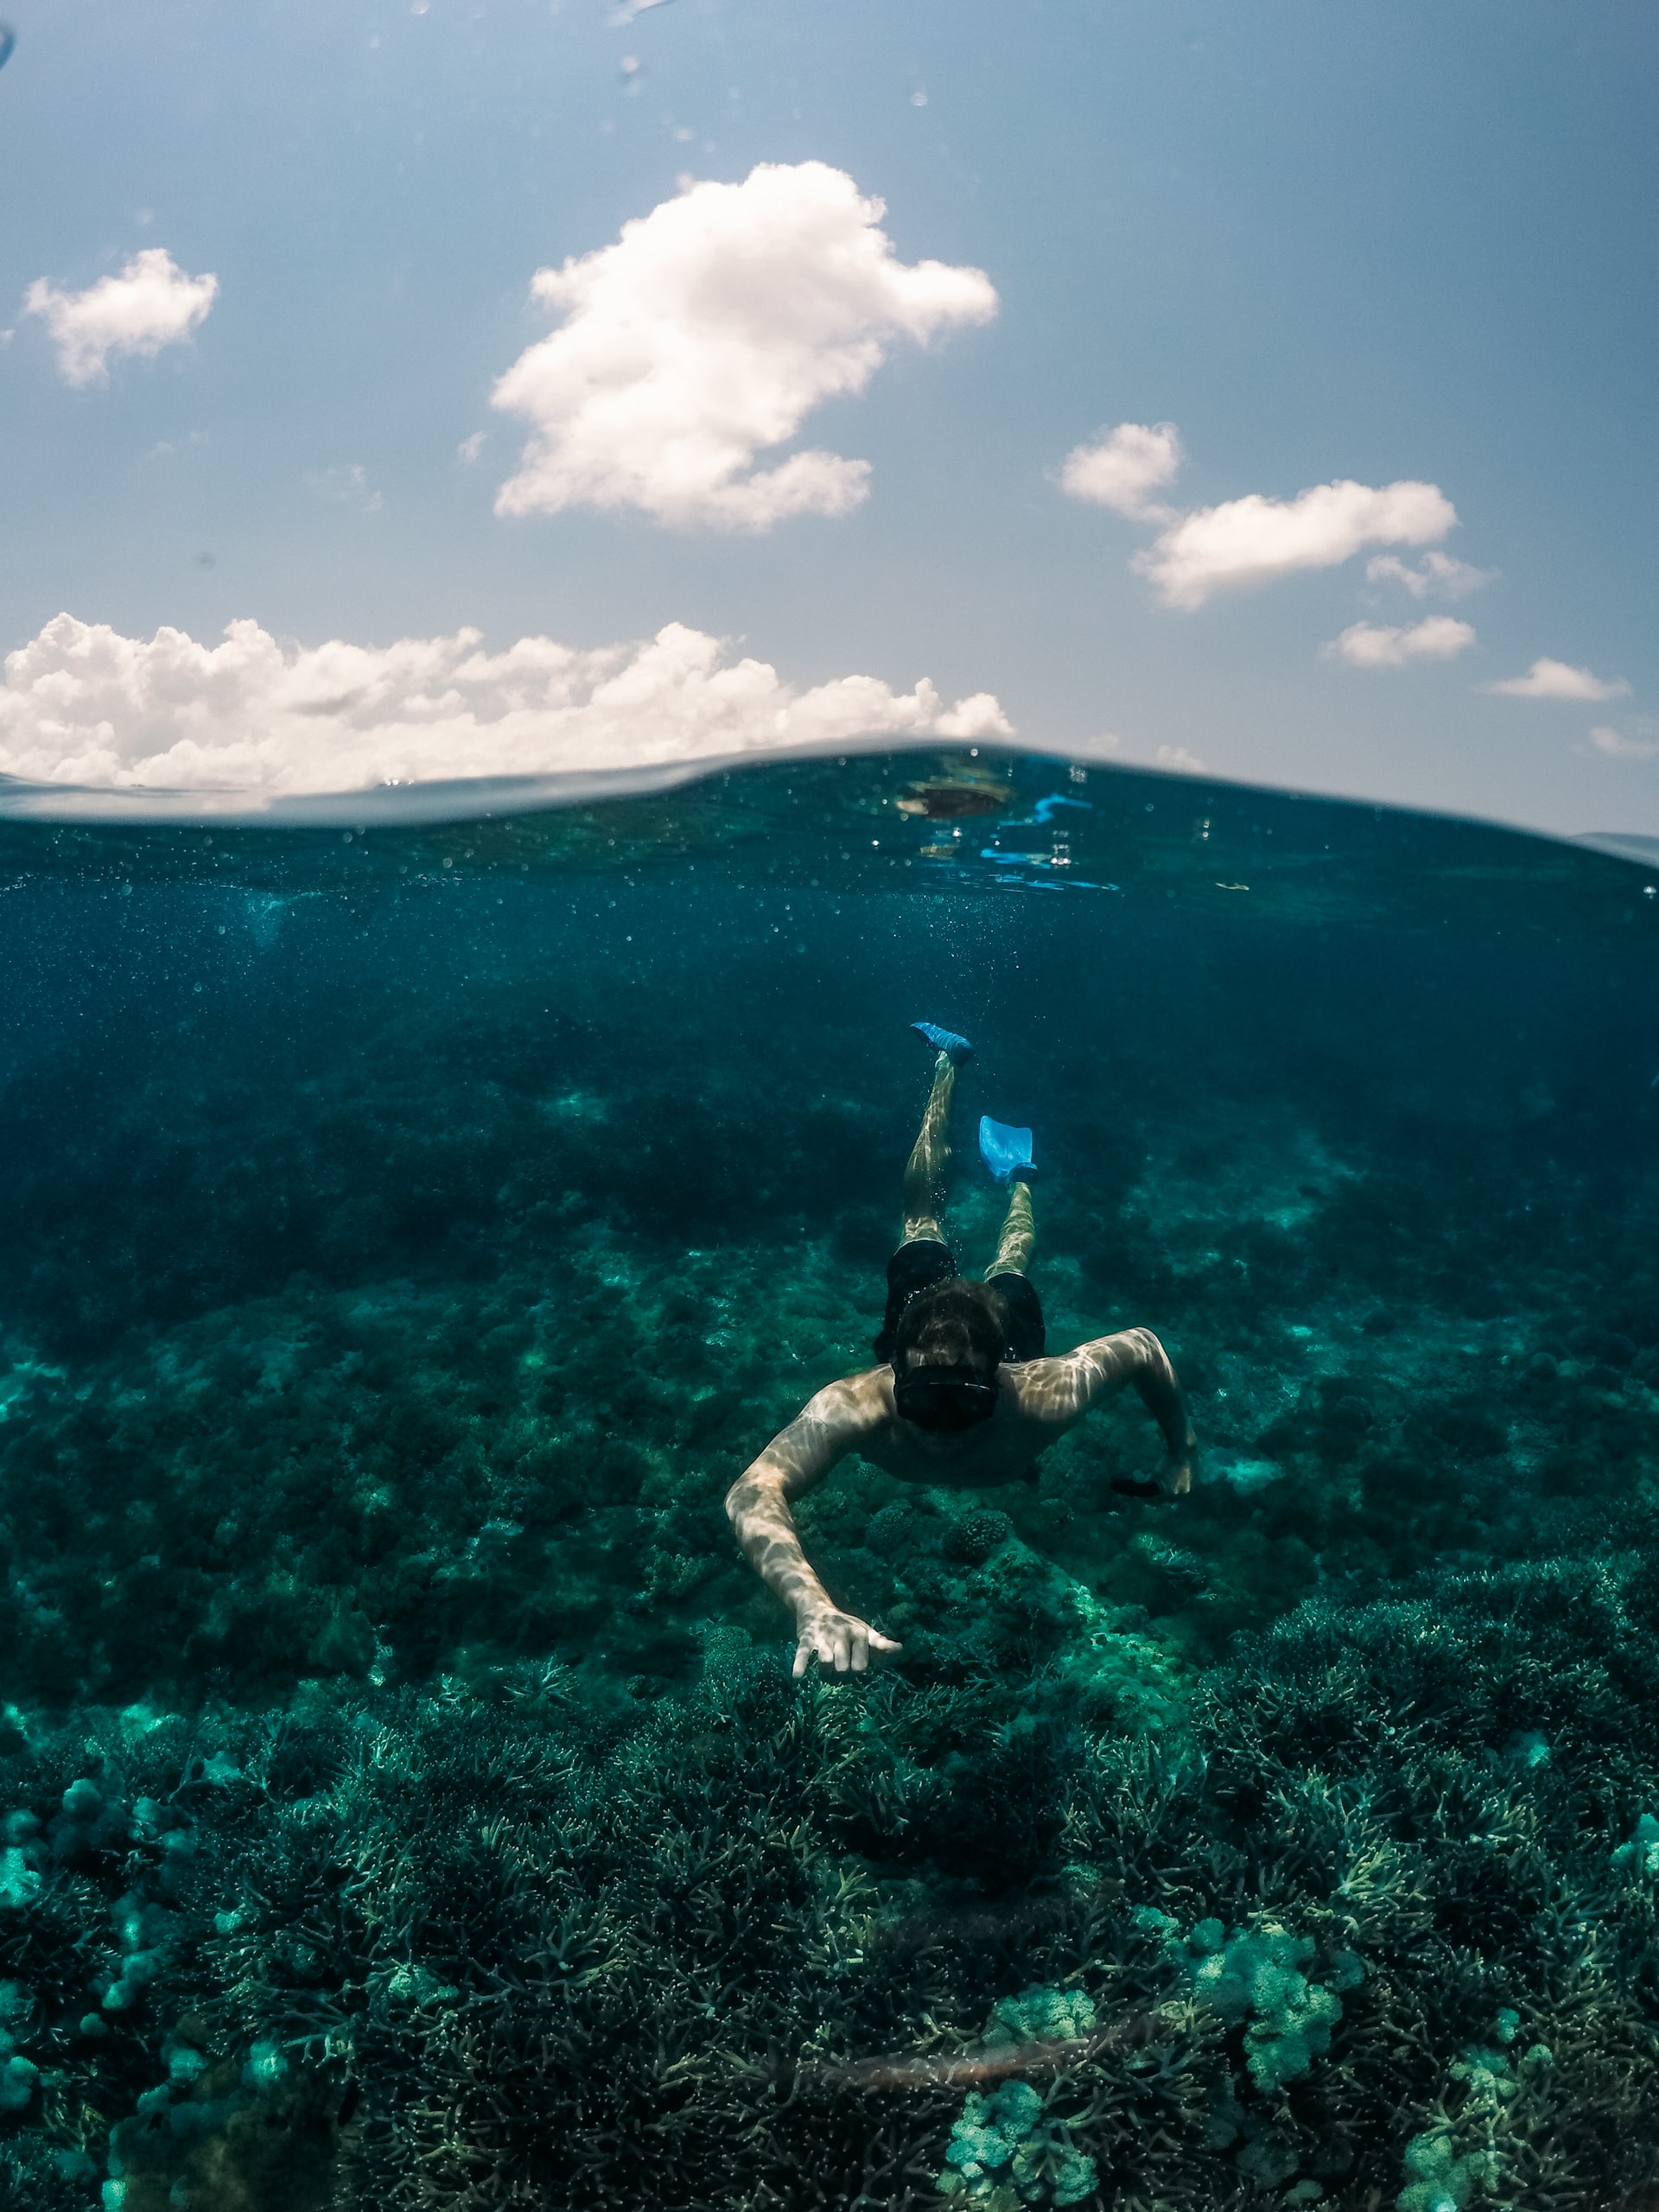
[979, 1116, 1038, 1184]
[911, 1020, 974, 1065]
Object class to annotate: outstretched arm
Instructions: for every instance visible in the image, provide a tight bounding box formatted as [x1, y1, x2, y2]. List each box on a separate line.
[723, 1376, 902, 1676]
[1053, 1326, 1195, 1497]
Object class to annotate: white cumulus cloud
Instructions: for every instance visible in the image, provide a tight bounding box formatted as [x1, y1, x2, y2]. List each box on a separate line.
[1058, 421, 1183, 518]
[490, 161, 997, 530]
[1155, 744, 1205, 773]
[1325, 616, 1477, 669]
[1365, 550, 1494, 599]
[22, 248, 218, 387]
[1137, 478, 1458, 610]
[0, 613, 1012, 810]
[1480, 658, 1630, 702]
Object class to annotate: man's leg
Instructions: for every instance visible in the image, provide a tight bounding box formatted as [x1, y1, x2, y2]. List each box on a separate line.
[874, 1051, 961, 1362]
[902, 1052, 956, 1244]
[985, 1179, 1045, 1361]
[986, 1177, 1034, 1280]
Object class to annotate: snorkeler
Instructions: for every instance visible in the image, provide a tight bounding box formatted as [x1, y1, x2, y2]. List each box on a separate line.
[725, 1023, 1195, 1678]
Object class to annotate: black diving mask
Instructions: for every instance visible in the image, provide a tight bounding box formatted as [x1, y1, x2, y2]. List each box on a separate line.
[893, 1362, 999, 1433]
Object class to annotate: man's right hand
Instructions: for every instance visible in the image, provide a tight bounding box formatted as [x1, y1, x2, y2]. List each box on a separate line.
[792, 1605, 902, 1678]
[1111, 1449, 1194, 1501]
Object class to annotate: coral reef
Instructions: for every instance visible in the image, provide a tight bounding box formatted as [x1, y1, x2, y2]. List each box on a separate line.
[2, 755, 1659, 2204]
[939, 2079, 1097, 2208]
[1132, 1909, 1363, 2095]
[3, 1558, 1659, 2207]
[982, 1987, 1097, 2048]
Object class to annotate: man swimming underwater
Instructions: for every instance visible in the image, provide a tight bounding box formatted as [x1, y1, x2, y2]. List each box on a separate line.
[725, 1023, 1195, 1678]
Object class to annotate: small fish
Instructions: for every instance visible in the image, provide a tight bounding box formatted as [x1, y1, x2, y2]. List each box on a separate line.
[796, 2013, 1160, 2094]
[804, 2038, 1090, 2092]
[0, 23, 16, 71]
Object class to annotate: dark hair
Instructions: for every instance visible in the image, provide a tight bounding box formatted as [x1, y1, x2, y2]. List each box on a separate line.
[890, 1278, 1005, 1380]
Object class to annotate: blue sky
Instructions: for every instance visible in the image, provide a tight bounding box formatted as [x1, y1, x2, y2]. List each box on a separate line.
[0, 0, 1654, 829]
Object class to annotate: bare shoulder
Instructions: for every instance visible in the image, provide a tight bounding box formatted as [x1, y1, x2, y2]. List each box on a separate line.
[1004, 1329, 1164, 1421]
[745, 1367, 890, 1499]
[1001, 1352, 1095, 1427]
[785, 1367, 893, 1457]
[1073, 1325, 1166, 1375]
[804, 1366, 893, 1425]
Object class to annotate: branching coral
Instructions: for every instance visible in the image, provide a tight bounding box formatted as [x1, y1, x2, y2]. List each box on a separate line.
[0, 1554, 1658, 2207]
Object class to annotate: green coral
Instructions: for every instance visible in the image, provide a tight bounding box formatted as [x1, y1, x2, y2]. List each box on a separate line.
[938, 2079, 1097, 2209]
[0, 2050, 39, 2110]
[1397, 2018, 1560, 2212]
[1133, 1908, 1360, 2094]
[982, 1984, 1097, 2047]
[943, 1510, 1015, 1567]
[1398, 2128, 1500, 2212]
[1611, 1810, 1659, 1874]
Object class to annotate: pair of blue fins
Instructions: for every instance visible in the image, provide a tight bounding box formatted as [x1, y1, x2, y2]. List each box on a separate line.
[911, 1020, 1038, 1185]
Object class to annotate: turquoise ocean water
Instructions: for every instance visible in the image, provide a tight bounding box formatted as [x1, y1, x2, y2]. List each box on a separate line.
[3, 748, 1659, 2208]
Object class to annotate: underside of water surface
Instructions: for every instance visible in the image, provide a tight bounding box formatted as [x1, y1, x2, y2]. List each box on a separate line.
[4, 749, 1659, 2210]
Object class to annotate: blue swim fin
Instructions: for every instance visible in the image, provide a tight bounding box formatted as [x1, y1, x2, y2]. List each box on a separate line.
[980, 1116, 1036, 1184]
[911, 1020, 974, 1065]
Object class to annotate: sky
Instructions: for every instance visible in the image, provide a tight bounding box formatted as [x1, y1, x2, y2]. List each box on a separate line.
[0, 0, 1655, 831]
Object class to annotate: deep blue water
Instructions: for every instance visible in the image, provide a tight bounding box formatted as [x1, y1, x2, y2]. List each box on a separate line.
[3, 750, 1659, 2210]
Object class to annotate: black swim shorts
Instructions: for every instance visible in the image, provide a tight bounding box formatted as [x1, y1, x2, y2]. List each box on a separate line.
[874, 1238, 1046, 1365]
